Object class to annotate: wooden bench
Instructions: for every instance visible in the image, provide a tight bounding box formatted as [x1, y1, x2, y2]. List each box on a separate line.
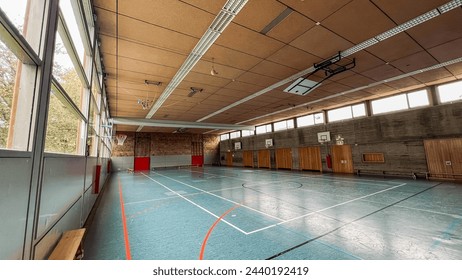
[48, 228, 86, 260]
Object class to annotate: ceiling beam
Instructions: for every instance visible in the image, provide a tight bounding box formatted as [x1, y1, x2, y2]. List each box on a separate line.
[112, 117, 254, 131]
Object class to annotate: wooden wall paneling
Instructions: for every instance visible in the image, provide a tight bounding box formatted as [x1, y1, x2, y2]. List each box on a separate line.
[299, 146, 322, 171]
[276, 148, 292, 169]
[243, 150, 254, 167]
[226, 151, 233, 167]
[449, 139, 462, 177]
[258, 150, 271, 168]
[331, 145, 354, 173]
[424, 138, 462, 178]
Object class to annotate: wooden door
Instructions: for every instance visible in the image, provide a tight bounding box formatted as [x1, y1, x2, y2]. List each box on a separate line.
[276, 148, 292, 169]
[243, 150, 254, 167]
[226, 151, 233, 167]
[257, 150, 271, 168]
[331, 145, 354, 174]
[424, 138, 462, 179]
[134, 133, 151, 171]
[299, 146, 322, 172]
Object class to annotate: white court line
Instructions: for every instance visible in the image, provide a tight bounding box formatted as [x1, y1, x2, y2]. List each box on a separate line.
[186, 168, 400, 187]
[140, 173, 248, 234]
[124, 186, 244, 206]
[150, 171, 286, 222]
[245, 182, 408, 235]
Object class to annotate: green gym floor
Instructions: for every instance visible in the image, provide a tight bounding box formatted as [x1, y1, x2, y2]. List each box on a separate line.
[83, 166, 462, 260]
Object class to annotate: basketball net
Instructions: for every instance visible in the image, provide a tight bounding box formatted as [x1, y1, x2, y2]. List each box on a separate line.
[115, 134, 127, 146]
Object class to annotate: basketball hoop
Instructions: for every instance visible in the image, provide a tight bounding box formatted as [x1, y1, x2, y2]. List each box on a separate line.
[115, 134, 127, 146]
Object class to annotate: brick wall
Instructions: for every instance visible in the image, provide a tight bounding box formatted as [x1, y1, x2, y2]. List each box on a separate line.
[112, 132, 220, 160]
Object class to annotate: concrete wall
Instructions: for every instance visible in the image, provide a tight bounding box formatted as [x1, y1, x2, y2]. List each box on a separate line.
[220, 103, 462, 176]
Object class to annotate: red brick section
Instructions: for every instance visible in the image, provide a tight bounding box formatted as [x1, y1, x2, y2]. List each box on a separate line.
[112, 132, 220, 159]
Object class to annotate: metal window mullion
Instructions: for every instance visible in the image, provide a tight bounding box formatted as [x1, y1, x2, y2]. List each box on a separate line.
[51, 77, 87, 122]
[23, 0, 60, 260]
[0, 8, 41, 65]
[57, 12, 89, 88]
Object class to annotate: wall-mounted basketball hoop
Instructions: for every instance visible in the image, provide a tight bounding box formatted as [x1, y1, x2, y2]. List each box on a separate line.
[115, 134, 127, 146]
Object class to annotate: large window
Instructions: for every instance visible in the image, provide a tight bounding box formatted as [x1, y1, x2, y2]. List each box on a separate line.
[230, 131, 240, 139]
[44, 87, 85, 155]
[297, 112, 324, 127]
[328, 103, 366, 122]
[220, 134, 229, 141]
[371, 90, 429, 115]
[241, 130, 254, 137]
[273, 119, 294, 131]
[256, 124, 272, 134]
[437, 80, 462, 104]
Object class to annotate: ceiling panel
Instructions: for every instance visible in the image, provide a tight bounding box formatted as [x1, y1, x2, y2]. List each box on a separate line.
[321, 0, 396, 44]
[406, 9, 462, 49]
[93, 0, 462, 134]
[278, 0, 352, 22]
[266, 12, 316, 44]
[290, 26, 353, 58]
[234, 0, 287, 32]
[215, 23, 285, 58]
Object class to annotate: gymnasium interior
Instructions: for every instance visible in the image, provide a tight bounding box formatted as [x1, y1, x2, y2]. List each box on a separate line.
[0, 0, 461, 260]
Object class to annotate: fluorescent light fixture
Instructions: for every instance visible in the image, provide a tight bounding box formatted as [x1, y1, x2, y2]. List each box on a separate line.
[139, 0, 248, 129]
[438, 0, 462, 13]
[341, 38, 379, 57]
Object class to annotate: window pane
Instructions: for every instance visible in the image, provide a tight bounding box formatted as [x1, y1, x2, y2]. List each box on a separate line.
[287, 119, 294, 129]
[352, 104, 366, 117]
[314, 113, 324, 124]
[273, 120, 286, 131]
[45, 89, 84, 155]
[371, 94, 408, 114]
[241, 130, 254, 137]
[0, 0, 44, 52]
[438, 81, 462, 103]
[328, 106, 352, 122]
[407, 90, 429, 108]
[297, 115, 314, 127]
[230, 131, 240, 139]
[256, 125, 266, 134]
[53, 33, 85, 112]
[220, 134, 229, 141]
[0, 41, 35, 151]
[60, 0, 86, 66]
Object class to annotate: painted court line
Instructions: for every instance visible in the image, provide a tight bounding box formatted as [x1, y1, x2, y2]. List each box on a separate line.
[150, 171, 285, 222]
[246, 182, 408, 235]
[118, 178, 132, 260]
[140, 173, 248, 235]
[199, 204, 240, 260]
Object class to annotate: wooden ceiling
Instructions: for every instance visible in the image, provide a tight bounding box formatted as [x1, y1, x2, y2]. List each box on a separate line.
[93, 0, 462, 134]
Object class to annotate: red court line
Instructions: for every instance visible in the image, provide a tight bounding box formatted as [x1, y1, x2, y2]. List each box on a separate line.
[199, 204, 240, 260]
[118, 178, 132, 260]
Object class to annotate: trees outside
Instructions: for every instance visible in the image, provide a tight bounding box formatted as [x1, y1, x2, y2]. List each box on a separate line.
[0, 42, 17, 148]
[0, 39, 85, 154]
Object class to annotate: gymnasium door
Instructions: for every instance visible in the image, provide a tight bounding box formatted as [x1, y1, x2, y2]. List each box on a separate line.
[243, 150, 254, 167]
[226, 151, 233, 167]
[134, 133, 151, 171]
[299, 146, 322, 172]
[275, 148, 292, 169]
[257, 150, 271, 168]
[191, 139, 204, 167]
[424, 138, 462, 179]
[331, 145, 354, 174]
